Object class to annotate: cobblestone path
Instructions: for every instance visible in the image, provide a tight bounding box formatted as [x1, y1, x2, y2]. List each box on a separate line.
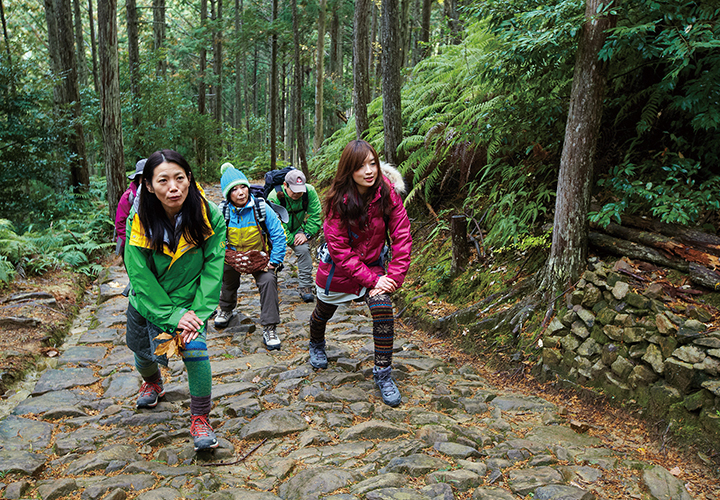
[0, 186, 705, 500]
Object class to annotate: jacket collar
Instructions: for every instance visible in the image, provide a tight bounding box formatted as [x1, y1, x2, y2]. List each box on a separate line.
[128, 201, 214, 269]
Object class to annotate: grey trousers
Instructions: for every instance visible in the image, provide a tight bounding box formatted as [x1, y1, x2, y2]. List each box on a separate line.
[292, 242, 314, 288]
[219, 263, 280, 326]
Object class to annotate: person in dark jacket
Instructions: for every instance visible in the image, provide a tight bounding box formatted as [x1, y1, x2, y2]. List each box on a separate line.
[309, 140, 412, 407]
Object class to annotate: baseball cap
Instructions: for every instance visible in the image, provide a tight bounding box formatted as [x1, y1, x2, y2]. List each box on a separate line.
[285, 169, 307, 193]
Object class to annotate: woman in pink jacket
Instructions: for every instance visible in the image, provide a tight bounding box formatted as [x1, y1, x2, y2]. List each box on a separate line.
[310, 140, 412, 407]
[115, 158, 146, 259]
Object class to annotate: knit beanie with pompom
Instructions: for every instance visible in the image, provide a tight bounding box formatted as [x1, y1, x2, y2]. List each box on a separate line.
[220, 162, 250, 199]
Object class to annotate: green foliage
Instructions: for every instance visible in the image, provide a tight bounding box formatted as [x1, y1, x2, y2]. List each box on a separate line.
[590, 153, 720, 227]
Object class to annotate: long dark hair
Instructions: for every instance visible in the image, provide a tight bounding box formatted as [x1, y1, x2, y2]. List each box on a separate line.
[138, 149, 212, 252]
[324, 140, 391, 226]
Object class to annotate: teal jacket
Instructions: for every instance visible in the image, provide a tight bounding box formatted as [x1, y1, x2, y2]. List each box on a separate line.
[266, 184, 322, 246]
[125, 200, 225, 334]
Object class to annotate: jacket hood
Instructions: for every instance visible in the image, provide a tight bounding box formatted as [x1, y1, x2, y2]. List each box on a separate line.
[380, 162, 406, 195]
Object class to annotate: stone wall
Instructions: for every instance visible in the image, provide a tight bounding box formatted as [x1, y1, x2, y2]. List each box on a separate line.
[536, 257, 720, 442]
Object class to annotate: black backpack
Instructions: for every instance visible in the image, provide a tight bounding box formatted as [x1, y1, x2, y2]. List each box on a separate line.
[263, 166, 297, 198]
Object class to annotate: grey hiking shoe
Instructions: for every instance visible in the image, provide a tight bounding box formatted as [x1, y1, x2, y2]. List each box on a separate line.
[137, 380, 165, 408]
[309, 340, 328, 369]
[190, 414, 219, 451]
[262, 325, 281, 350]
[214, 309, 232, 328]
[373, 365, 401, 407]
[299, 286, 315, 303]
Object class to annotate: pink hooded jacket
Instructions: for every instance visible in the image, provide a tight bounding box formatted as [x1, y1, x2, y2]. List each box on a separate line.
[316, 174, 412, 295]
[115, 182, 138, 245]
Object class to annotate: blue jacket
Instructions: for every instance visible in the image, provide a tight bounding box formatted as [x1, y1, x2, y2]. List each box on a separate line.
[225, 196, 286, 266]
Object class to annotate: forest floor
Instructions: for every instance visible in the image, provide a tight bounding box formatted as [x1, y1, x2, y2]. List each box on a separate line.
[1, 252, 719, 497]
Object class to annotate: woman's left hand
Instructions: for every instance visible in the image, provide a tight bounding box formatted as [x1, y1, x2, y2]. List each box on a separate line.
[370, 275, 397, 296]
[178, 310, 203, 343]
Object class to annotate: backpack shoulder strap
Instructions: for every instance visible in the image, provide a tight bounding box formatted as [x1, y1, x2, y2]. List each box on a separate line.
[218, 200, 230, 225]
[302, 192, 309, 212]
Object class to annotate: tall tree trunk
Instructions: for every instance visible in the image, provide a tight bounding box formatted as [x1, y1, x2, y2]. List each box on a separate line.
[153, 0, 166, 78]
[329, 6, 339, 77]
[197, 0, 208, 172]
[381, 0, 402, 165]
[417, 0, 432, 62]
[443, 0, 460, 45]
[313, 0, 326, 152]
[400, 0, 411, 67]
[369, 2, 377, 99]
[252, 42, 258, 119]
[270, 0, 278, 168]
[98, 0, 125, 220]
[538, 0, 618, 299]
[45, 0, 89, 191]
[0, 0, 10, 70]
[280, 61, 287, 161]
[126, 0, 141, 147]
[212, 0, 222, 141]
[353, 0, 370, 139]
[87, 0, 99, 93]
[292, 0, 308, 175]
[72, 0, 88, 85]
[234, 0, 243, 130]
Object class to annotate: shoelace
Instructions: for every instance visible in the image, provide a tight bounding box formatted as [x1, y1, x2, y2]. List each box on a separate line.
[139, 382, 162, 397]
[191, 415, 213, 437]
[264, 328, 278, 341]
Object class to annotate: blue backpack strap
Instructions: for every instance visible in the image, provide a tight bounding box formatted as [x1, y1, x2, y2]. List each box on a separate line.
[324, 261, 336, 296]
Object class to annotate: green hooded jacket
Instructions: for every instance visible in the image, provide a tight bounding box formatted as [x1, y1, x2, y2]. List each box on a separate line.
[266, 183, 322, 245]
[125, 200, 226, 334]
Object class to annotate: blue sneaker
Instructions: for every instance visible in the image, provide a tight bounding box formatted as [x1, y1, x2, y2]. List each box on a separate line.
[136, 380, 165, 408]
[309, 340, 328, 369]
[373, 365, 401, 407]
[191, 414, 219, 451]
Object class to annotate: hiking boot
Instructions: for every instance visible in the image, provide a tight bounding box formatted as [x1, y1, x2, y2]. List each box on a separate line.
[309, 340, 328, 369]
[137, 380, 165, 408]
[190, 414, 219, 451]
[299, 286, 315, 303]
[214, 309, 232, 328]
[373, 365, 401, 407]
[262, 325, 281, 351]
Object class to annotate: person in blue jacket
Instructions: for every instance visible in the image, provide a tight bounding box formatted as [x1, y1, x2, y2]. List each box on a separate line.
[214, 163, 287, 351]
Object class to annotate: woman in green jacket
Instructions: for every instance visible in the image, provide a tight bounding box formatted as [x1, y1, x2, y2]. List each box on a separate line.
[125, 149, 225, 452]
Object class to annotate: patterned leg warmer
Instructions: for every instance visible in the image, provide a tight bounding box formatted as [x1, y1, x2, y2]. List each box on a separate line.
[366, 293, 394, 367]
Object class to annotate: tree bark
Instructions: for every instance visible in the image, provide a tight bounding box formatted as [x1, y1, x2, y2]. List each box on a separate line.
[0, 0, 11, 74]
[153, 0, 166, 79]
[270, 0, 278, 168]
[353, 0, 371, 139]
[72, 0, 88, 85]
[292, 0, 308, 175]
[87, 0, 99, 93]
[616, 213, 720, 256]
[400, 0, 411, 67]
[417, 0, 432, 61]
[45, 0, 89, 191]
[313, 0, 326, 152]
[126, 0, 141, 142]
[98, 0, 125, 220]
[538, 0, 617, 300]
[451, 215, 469, 274]
[381, 0, 403, 165]
[197, 0, 207, 172]
[212, 0, 222, 140]
[234, 0, 243, 130]
[589, 232, 720, 290]
[443, 0, 460, 45]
